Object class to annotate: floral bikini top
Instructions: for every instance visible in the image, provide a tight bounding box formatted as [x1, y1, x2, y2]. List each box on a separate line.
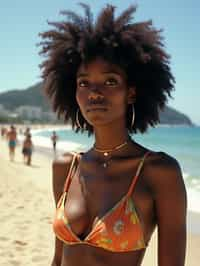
[53, 151, 151, 252]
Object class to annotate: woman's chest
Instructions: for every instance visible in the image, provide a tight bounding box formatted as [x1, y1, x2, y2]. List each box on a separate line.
[64, 163, 154, 238]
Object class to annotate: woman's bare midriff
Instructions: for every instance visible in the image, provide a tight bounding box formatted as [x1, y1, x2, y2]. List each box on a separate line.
[61, 244, 146, 266]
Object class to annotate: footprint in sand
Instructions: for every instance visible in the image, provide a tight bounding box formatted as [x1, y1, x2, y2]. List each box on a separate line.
[32, 256, 48, 263]
[9, 260, 21, 266]
[15, 246, 25, 252]
[14, 240, 28, 246]
[0, 236, 9, 241]
[16, 205, 24, 210]
[24, 220, 32, 224]
[40, 216, 52, 222]
[7, 251, 15, 258]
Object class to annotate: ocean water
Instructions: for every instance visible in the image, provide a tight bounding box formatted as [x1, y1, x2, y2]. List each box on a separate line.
[33, 125, 200, 213]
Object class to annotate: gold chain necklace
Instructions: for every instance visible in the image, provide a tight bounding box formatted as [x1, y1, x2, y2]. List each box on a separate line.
[93, 140, 128, 168]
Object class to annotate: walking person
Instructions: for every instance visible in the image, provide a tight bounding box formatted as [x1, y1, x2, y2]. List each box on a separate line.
[6, 125, 17, 161]
[51, 131, 58, 153]
[22, 133, 33, 166]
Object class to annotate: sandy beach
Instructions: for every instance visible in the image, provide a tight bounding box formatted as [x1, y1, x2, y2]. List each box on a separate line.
[0, 133, 199, 266]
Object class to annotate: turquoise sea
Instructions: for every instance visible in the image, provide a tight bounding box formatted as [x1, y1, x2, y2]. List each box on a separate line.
[35, 125, 200, 213]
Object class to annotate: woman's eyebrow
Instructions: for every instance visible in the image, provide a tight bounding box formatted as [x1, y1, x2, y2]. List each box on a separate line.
[102, 71, 121, 76]
[77, 72, 88, 78]
[77, 71, 121, 78]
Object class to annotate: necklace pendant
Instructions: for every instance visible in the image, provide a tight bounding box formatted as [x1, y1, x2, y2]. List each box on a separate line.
[103, 162, 107, 168]
[104, 152, 109, 156]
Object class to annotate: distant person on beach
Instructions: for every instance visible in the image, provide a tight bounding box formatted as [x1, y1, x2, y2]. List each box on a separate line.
[19, 128, 23, 135]
[40, 3, 187, 266]
[22, 133, 33, 165]
[51, 131, 58, 152]
[1, 127, 7, 139]
[6, 125, 17, 161]
[24, 127, 31, 137]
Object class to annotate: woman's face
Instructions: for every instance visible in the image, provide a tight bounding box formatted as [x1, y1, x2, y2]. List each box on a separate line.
[76, 57, 135, 127]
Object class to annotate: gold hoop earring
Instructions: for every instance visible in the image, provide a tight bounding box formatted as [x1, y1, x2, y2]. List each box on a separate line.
[76, 109, 86, 130]
[131, 104, 135, 128]
[76, 109, 82, 128]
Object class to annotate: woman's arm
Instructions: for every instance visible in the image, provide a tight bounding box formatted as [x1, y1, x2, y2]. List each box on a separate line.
[51, 153, 74, 266]
[150, 152, 187, 266]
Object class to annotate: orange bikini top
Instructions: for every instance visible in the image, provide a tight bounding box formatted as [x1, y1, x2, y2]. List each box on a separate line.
[53, 151, 151, 252]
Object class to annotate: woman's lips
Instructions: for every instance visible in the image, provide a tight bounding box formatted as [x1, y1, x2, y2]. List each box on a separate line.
[87, 107, 107, 112]
[86, 106, 107, 112]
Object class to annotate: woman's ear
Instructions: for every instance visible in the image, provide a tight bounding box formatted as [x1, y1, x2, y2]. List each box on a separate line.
[127, 87, 136, 104]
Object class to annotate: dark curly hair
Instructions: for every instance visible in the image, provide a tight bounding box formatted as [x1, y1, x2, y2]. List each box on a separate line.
[39, 3, 175, 134]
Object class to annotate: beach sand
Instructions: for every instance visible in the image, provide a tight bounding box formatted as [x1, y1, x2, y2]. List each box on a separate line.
[0, 136, 199, 265]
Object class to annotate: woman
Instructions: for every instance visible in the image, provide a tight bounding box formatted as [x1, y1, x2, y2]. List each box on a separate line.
[51, 131, 59, 153]
[39, 3, 187, 266]
[22, 133, 33, 165]
[7, 125, 17, 161]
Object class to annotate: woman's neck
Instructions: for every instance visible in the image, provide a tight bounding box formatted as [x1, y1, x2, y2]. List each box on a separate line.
[93, 121, 130, 150]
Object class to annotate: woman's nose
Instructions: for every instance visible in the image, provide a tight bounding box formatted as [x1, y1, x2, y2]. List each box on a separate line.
[88, 84, 104, 100]
[88, 90, 104, 101]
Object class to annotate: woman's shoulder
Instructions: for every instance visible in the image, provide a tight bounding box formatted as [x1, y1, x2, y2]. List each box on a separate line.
[145, 152, 187, 232]
[144, 151, 184, 190]
[52, 151, 80, 169]
[148, 151, 181, 172]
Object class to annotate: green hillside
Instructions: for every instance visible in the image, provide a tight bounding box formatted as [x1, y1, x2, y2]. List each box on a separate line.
[159, 106, 192, 125]
[0, 83, 50, 111]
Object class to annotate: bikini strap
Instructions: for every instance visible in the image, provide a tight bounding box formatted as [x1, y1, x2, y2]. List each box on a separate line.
[127, 151, 151, 196]
[63, 152, 80, 192]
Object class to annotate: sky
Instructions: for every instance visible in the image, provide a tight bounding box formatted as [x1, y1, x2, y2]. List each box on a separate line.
[0, 0, 200, 124]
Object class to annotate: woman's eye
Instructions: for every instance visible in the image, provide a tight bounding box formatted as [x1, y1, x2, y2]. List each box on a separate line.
[105, 78, 118, 86]
[78, 80, 89, 87]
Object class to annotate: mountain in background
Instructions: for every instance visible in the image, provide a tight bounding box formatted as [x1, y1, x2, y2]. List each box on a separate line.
[0, 83, 50, 111]
[0, 82, 193, 125]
